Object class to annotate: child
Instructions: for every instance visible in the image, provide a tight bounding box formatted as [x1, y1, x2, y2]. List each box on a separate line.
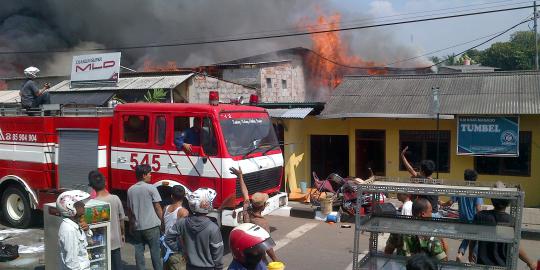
[397, 193, 412, 216]
[88, 170, 126, 270]
[163, 185, 190, 270]
[56, 190, 92, 270]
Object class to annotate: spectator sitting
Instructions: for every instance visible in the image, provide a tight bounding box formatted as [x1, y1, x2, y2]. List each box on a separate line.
[384, 198, 447, 261]
[230, 167, 278, 263]
[175, 118, 201, 154]
[165, 188, 224, 270]
[470, 182, 537, 269]
[406, 253, 437, 270]
[89, 170, 126, 270]
[440, 169, 483, 262]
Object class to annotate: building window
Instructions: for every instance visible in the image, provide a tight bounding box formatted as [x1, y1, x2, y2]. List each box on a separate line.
[399, 130, 451, 173]
[266, 78, 272, 88]
[281, 79, 287, 89]
[123, 115, 149, 143]
[475, 131, 532, 176]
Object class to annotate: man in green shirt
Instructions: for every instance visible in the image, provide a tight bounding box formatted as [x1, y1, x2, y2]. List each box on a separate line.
[385, 198, 447, 261]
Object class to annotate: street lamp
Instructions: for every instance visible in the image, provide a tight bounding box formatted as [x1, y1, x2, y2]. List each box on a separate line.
[432, 87, 441, 179]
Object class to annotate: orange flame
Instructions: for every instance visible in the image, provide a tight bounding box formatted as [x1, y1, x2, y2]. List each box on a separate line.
[300, 10, 386, 88]
[142, 59, 180, 72]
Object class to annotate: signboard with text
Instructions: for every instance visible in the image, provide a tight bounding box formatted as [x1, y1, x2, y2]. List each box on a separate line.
[457, 116, 519, 156]
[70, 52, 121, 88]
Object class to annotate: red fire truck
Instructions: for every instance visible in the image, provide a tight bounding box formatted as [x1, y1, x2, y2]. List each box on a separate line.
[0, 93, 287, 228]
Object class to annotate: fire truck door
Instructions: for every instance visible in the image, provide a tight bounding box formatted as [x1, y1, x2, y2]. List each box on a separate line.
[57, 129, 98, 190]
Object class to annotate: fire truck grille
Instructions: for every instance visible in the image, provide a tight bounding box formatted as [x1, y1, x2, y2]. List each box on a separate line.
[236, 166, 282, 197]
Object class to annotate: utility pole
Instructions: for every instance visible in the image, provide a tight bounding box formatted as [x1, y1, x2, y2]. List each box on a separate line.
[535, 1, 539, 70]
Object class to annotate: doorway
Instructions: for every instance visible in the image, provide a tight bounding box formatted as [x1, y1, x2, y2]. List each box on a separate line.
[310, 135, 349, 185]
[356, 130, 386, 179]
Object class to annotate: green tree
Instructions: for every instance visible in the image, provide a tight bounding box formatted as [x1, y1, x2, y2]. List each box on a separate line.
[477, 31, 536, 70]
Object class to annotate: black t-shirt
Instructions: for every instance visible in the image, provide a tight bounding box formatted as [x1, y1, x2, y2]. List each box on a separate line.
[20, 80, 39, 107]
[474, 210, 512, 266]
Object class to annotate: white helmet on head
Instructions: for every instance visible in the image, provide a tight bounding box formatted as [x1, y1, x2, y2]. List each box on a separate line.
[56, 190, 90, 217]
[188, 188, 217, 214]
[23, 66, 40, 79]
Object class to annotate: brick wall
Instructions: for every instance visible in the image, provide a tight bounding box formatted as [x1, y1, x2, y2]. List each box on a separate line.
[188, 74, 256, 103]
[259, 62, 306, 103]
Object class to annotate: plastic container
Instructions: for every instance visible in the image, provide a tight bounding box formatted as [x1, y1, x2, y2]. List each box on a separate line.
[299, 181, 307, 194]
[268, 261, 286, 270]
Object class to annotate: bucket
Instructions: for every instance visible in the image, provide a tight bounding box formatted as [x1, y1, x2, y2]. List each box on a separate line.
[321, 198, 332, 215]
[268, 261, 286, 270]
[299, 181, 307, 194]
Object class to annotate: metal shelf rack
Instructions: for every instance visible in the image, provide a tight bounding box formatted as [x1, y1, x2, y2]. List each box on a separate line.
[352, 177, 524, 270]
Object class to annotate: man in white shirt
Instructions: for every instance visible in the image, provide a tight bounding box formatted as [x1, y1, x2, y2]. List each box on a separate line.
[56, 190, 92, 270]
[397, 193, 413, 216]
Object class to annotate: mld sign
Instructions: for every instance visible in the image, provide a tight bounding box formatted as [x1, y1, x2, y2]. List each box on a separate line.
[71, 52, 121, 87]
[457, 116, 519, 156]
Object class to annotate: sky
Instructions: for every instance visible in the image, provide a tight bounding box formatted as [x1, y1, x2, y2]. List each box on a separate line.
[333, 0, 533, 63]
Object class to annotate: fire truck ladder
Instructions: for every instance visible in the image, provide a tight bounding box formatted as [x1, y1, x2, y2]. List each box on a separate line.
[0, 104, 114, 117]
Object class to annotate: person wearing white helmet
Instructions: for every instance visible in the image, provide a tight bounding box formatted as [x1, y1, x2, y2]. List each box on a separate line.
[228, 223, 276, 270]
[56, 190, 92, 270]
[165, 188, 224, 270]
[20, 66, 50, 110]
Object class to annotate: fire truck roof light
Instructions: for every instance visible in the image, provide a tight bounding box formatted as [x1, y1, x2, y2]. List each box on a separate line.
[209, 91, 219, 106]
[249, 94, 259, 106]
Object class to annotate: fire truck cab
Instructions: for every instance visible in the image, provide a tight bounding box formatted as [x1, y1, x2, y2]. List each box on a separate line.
[0, 96, 287, 228]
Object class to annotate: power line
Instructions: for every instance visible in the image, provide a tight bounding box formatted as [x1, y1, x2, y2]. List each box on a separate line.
[0, 4, 533, 56]
[304, 17, 532, 70]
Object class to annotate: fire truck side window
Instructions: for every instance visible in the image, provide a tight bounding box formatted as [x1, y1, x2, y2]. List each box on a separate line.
[155, 116, 166, 146]
[201, 117, 218, 156]
[123, 115, 149, 143]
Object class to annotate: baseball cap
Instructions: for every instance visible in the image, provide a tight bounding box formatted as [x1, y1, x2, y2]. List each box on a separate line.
[251, 192, 269, 208]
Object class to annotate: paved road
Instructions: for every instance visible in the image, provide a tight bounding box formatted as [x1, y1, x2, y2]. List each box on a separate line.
[1, 214, 539, 269]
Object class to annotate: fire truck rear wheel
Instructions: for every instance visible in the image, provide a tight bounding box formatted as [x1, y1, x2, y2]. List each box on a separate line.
[1, 186, 32, 228]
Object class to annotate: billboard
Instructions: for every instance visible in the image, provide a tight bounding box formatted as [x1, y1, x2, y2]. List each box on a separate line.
[70, 52, 121, 88]
[457, 116, 519, 156]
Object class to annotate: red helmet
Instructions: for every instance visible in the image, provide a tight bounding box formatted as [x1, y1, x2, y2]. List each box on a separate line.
[229, 223, 275, 265]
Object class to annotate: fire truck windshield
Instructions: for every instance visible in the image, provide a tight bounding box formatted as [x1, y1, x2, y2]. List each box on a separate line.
[220, 114, 278, 157]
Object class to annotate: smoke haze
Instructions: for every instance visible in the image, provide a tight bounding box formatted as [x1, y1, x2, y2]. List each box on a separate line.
[0, 0, 430, 77]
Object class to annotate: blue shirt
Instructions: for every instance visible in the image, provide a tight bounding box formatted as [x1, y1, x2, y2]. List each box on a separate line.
[228, 260, 267, 270]
[174, 128, 200, 150]
[451, 196, 483, 222]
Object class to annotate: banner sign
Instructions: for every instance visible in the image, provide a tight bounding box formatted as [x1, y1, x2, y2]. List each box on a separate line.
[457, 116, 519, 156]
[70, 52, 121, 88]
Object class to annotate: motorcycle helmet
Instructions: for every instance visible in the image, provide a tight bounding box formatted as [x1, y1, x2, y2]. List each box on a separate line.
[23, 66, 40, 79]
[56, 190, 90, 217]
[188, 188, 217, 214]
[229, 223, 275, 267]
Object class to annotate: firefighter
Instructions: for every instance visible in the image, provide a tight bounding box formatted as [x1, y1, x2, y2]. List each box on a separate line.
[20, 66, 50, 110]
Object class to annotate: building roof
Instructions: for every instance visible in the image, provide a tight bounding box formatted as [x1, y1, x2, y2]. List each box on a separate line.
[320, 71, 540, 119]
[49, 74, 194, 92]
[0, 90, 21, 103]
[267, 108, 314, 119]
[219, 47, 311, 64]
[439, 64, 497, 72]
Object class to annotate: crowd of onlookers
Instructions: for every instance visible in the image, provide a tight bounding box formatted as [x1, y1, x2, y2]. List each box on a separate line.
[392, 147, 537, 270]
[55, 164, 280, 270]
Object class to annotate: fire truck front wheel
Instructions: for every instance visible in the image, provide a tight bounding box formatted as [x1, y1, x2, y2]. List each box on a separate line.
[1, 186, 32, 228]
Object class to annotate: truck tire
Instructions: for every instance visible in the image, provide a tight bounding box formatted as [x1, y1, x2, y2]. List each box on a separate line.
[1, 186, 32, 228]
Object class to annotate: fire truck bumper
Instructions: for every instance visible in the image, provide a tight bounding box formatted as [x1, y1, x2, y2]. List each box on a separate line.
[221, 192, 288, 227]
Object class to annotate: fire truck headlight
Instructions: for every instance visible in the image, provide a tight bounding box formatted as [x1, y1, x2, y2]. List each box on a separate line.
[236, 211, 243, 223]
[279, 196, 287, 207]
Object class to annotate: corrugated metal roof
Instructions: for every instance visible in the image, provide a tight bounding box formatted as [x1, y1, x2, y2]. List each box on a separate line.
[49, 74, 194, 92]
[0, 90, 20, 103]
[267, 108, 313, 119]
[321, 71, 540, 118]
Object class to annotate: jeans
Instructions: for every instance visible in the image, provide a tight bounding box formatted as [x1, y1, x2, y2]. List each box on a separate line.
[458, 239, 469, 254]
[134, 226, 163, 270]
[111, 248, 123, 270]
[431, 212, 442, 218]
